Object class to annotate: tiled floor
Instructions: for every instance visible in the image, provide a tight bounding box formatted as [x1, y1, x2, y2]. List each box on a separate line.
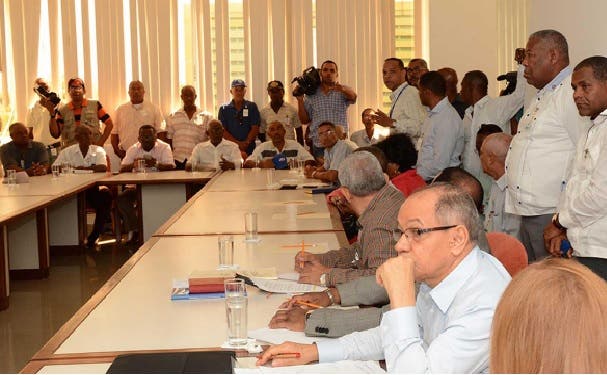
[0, 241, 135, 373]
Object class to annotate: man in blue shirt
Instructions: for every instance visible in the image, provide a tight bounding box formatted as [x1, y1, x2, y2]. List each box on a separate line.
[258, 183, 511, 373]
[296, 61, 357, 157]
[217, 79, 260, 156]
[0, 122, 49, 176]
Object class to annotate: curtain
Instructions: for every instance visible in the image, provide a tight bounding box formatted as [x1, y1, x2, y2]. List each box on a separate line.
[497, 0, 528, 77]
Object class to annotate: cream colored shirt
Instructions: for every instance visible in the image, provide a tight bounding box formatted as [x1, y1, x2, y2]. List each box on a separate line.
[112, 100, 165, 151]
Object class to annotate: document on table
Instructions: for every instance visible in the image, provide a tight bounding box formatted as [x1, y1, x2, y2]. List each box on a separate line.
[251, 277, 324, 293]
[235, 357, 385, 373]
[248, 327, 332, 345]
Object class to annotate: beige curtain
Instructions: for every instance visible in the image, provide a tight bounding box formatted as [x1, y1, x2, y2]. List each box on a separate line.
[497, 0, 528, 78]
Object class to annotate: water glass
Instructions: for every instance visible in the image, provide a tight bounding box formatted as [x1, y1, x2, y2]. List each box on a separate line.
[218, 235, 234, 269]
[61, 163, 72, 175]
[135, 159, 146, 174]
[51, 164, 61, 178]
[224, 278, 247, 346]
[244, 212, 258, 241]
[266, 169, 274, 186]
[6, 169, 17, 186]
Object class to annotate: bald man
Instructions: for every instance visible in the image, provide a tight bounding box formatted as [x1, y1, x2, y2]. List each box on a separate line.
[0, 122, 49, 176]
[480, 133, 520, 238]
[437, 67, 468, 119]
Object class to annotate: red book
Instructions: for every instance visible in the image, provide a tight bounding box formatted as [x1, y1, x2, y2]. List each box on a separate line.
[188, 283, 225, 294]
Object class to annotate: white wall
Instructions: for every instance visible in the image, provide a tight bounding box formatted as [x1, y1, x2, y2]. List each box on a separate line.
[527, 0, 607, 66]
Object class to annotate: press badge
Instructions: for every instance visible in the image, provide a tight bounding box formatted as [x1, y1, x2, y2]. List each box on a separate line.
[243, 108, 249, 117]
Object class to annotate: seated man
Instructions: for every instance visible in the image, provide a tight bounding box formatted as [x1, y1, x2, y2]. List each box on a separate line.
[304, 122, 354, 183]
[53, 126, 112, 247]
[243, 121, 314, 169]
[186, 120, 242, 171]
[0, 122, 48, 176]
[259, 184, 511, 373]
[118, 125, 176, 243]
[296, 152, 404, 286]
[350, 108, 385, 147]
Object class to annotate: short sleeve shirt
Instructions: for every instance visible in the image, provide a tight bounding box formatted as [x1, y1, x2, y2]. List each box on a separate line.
[0, 141, 49, 170]
[304, 88, 351, 147]
[218, 100, 261, 155]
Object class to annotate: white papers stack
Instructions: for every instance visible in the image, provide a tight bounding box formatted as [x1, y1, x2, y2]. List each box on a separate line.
[250, 277, 325, 293]
[235, 357, 385, 373]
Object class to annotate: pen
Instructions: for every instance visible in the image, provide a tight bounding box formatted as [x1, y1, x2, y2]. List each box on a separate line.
[257, 352, 301, 359]
[294, 300, 323, 309]
[297, 211, 316, 216]
[299, 240, 305, 270]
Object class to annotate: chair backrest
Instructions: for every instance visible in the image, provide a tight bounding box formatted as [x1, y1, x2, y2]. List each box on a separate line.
[486, 231, 528, 276]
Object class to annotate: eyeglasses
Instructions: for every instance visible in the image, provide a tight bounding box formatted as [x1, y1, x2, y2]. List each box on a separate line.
[69, 85, 84, 91]
[392, 225, 459, 242]
[318, 130, 333, 137]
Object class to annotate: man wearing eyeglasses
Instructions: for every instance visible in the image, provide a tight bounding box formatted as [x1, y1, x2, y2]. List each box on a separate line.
[258, 183, 511, 373]
[304, 122, 354, 183]
[46, 77, 113, 149]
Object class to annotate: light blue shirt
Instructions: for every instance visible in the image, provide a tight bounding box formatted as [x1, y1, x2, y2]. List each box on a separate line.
[316, 247, 511, 373]
[323, 140, 354, 172]
[416, 97, 464, 180]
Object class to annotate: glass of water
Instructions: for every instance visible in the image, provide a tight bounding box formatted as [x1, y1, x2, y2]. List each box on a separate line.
[224, 278, 247, 347]
[51, 164, 61, 178]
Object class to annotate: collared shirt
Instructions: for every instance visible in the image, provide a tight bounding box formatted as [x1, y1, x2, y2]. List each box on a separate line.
[323, 140, 354, 172]
[113, 100, 165, 151]
[484, 174, 521, 239]
[0, 140, 49, 170]
[259, 102, 301, 139]
[316, 247, 511, 373]
[53, 143, 106, 167]
[304, 87, 351, 147]
[246, 140, 314, 165]
[121, 140, 175, 168]
[462, 66, 525, 179]
[558, 109, 607, 259]
[318, 183, 404, 286]
[505, 67, 586, 215]
[389, 82, 427, 146]
[218, 100, 261, 155]
[350, 127, 385, 147]
[166, 108, 213, 162]
[26, 101, 56, 145]
[55, 98, 111, 147]
[189, 139, 242, 170]
[416, 97, 464, 180]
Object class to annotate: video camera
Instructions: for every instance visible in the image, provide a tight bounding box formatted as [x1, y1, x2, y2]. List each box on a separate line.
[291, 66, 321, 97]
[497, 71, 517, 96]
[34, 85, 61, 105]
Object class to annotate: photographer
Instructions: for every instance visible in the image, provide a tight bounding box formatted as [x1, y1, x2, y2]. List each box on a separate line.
[27, 78, 60, 147]
[45, 77, 113, 148]
[295, 61, 357, 158]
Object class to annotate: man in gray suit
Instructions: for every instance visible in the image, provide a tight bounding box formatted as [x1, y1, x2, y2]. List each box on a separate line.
[269, 167, 491, 338]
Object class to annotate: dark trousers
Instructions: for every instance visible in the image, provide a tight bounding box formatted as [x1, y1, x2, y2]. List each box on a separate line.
[175, 159, 187, 170]
[576, 257, 607, 281]
[85, 187, 113, 240]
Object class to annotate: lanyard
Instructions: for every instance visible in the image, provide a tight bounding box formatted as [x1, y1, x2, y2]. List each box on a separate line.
[389, 83, 408, 118]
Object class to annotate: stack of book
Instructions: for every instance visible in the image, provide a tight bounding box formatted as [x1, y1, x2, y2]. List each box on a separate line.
[171, 270, 236, 301]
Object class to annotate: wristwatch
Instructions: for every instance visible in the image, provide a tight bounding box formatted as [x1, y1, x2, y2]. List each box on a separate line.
[319, 273, 327, 287]
[325, 288, 335, 305]
[552, 213, 566, 230]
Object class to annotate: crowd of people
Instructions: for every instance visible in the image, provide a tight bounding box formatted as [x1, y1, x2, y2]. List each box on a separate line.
[2, 27, 607, 373]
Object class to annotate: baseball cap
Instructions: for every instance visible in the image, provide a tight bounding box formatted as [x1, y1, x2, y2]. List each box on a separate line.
[267, 80, 284, 90]
[231, 79, 247, 87]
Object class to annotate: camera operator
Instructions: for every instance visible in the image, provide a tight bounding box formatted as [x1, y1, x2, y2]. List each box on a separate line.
[45, 77, 113, 149]
[295, 60, 357, 158]
[27, 78, 60, 148]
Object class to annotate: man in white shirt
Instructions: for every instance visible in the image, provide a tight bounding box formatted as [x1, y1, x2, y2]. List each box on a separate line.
[53, 126, 112, 248]
[257, 183, 510, 373]
[166, 85, 213, 169]
[544, 56, 607, 280]
[374, 58, 426, 145]
[259, 80, 302, 144]
[186, 120, 241, 171]
[505, 29, 587, 261]
[350, 108, 385, 147]
[26, 78, 59, 147]
[118, 125, 176, 243]
[416, 71, 464, 181]
[480, 133, 521, 239]
[111, 80, 166, 159]
[244, 122, 314, 169]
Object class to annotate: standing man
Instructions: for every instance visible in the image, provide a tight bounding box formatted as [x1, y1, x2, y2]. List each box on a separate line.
[406, 58, 429, 88]
[296, 60, 357, 157]
[374, 58, 426, 145]
[112, 80, 166, 159]
[26, 78, 59, 147]
[46, 77, 113, 148]
[259, 80, 302, 144]
[506, 30, 586, 261]
[350, 108, 384, 147]
[416, 71, 464, 181]
[53, 126, 112, 248]
[480, 133, 521, 238]
[437, 67, 468, 119]
[0, 122, 48, 176]
[544, 56, 607, 280]
[166, 85, 213, 170]
[218, 79, 261, 157]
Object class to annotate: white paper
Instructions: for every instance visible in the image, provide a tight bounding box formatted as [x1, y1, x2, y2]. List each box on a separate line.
[235, 357, 385, 373]
[277, 272, 299, 281]
[247, 327, 332, 345]
[251, 277, 324, 293]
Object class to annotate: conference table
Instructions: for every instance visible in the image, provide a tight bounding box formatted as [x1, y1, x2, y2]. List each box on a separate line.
[23, 168, 357, 373]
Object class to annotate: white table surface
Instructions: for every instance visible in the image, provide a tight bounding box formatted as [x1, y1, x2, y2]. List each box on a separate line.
[206, 169, 329, 192]
[98, 170, 214, 184]
[0, 173, 103, 197]
[159, 190, 336, 235]
[37, 363, 112, 374]
[53, 233, 341, 355]
[0, 195, 54, 223]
